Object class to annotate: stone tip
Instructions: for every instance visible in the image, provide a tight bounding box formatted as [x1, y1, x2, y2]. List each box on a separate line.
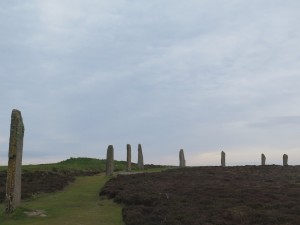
[12, 109, 21, 113]
[12, 109, 22, 116]
[11, 109, 24, 131]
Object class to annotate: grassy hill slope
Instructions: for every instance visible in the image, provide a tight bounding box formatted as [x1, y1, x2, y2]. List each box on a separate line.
[0, 157, 139, 173]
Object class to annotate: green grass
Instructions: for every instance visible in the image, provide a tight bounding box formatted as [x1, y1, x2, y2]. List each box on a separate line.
[0, 157, 170, 224]
[0, 157, 140, 173]
[0, 174, 125, 225]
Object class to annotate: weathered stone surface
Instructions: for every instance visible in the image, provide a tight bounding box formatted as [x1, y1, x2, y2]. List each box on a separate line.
[179, 149, 186, 167]
[137, 144, 144, 170]
[261, 153, 266, 165]
[105, 145, 114, 176]
[127, 144, 131, 172]
[221, 151, 226, 167]
[283, 154, 288, 166]
[5, 109, 24, 213]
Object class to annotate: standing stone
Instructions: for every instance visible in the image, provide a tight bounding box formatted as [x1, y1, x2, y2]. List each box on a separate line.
[221, 151, 226, 167]
[137, 144, 144, 170]
[105, 145, 114, 176]
[261, 153, 266, 166]
[126, 144, 131, 172]
[5, 109, 25, 213]
[179, 149, 186, 167]
[283, 154, 288, 166]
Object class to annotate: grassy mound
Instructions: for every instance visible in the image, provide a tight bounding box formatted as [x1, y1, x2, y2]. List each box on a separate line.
[22, 157, 138, 173]
[0, 157, 141, 173]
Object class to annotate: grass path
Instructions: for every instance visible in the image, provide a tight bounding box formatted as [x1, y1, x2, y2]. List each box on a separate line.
[0, 174, 124, 225]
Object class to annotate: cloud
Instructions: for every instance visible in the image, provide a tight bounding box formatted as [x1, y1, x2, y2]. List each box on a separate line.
[248, 116, 300, 128]
[1, 1, 300, 165]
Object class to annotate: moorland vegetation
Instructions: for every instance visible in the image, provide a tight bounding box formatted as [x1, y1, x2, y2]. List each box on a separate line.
[101, 165, 300, 225]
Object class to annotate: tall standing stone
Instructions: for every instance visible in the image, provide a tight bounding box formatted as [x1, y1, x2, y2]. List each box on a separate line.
[261, 153, 266, 165]
[283, 154, 288, 166]
[221, 151, 226, 167]
[179, 149, 186, 167]
[105, 145, 114, 176]
[5, 109, 25, 213]
[137, 144, 144, 170]
[126, 144, 131, 172]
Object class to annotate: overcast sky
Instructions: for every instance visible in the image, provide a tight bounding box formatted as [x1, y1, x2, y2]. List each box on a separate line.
[1, 0, 300, 166]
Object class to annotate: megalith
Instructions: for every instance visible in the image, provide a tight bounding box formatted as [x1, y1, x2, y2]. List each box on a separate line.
[261, 153, 266, 166]
[179, 149, 186, 167]
[221, 151, 226, 167]
[127, 144, 131, 172]
[5, 109, 25, 213]
[283, 154, 288, 166]
[137, 144, 144, 170]
[105, 145, 114, 176]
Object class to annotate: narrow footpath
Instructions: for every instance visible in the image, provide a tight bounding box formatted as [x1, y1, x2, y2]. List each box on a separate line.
[0, 174, 124, 225]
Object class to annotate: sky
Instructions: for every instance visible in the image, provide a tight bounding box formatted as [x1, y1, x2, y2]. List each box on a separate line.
[1, 0, 300, 166]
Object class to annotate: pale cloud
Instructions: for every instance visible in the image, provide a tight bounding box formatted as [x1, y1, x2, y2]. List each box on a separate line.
[29, 0, 125, 52]
[248, 116, 300, 128]
[1, 0, 300, 166]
